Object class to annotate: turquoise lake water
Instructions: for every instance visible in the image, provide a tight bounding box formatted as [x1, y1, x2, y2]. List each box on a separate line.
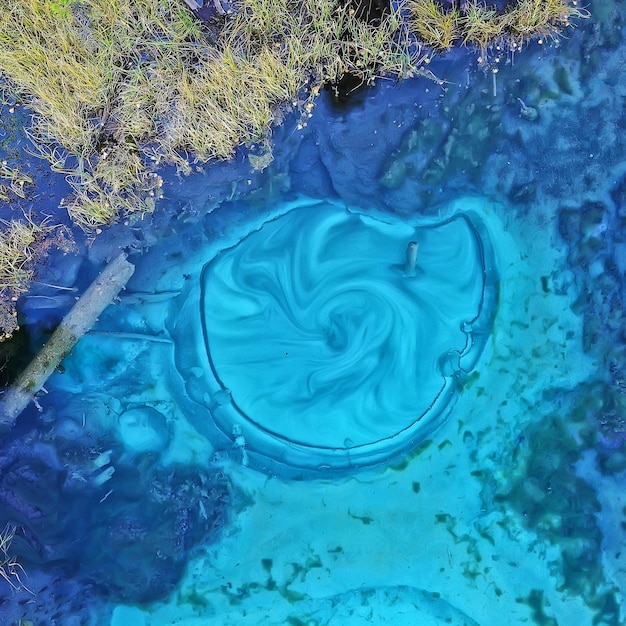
[1, 2, 625, 624]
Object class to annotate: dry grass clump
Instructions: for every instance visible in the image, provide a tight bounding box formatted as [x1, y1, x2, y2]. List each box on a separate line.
[0, 161, 33, 201]
[0, 215, 70, 290]
[407, 0, 589, 53]
[0, 218, 47, 295]
[505, 0, 589, 45]
[460, 0, 506, 49]
[174, 47, 301, 160]
[0, 215, 69, 339]
[0, 1, 112, 156]
[406, 0, 460, 52]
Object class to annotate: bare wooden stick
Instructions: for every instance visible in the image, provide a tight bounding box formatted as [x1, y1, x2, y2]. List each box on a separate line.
[0, 253, 135, 425]
[404, 241, 419, 275]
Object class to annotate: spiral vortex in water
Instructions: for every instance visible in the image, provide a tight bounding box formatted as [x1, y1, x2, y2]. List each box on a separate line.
[171, 200, 496, 472]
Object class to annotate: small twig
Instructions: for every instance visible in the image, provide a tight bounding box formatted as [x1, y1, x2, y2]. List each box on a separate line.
[99, 489, 114, 503]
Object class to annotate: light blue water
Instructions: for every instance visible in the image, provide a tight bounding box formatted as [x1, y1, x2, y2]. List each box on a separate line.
[2, 2, 626, 624]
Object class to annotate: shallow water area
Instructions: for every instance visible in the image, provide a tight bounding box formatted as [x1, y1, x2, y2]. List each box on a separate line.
[3, 2, 626, 624]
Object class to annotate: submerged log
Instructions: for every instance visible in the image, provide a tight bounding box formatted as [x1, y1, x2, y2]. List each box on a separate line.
[0, 253, 135, 426]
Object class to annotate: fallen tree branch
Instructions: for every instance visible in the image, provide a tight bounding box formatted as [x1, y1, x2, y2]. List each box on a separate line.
[0, 252, 135, 426]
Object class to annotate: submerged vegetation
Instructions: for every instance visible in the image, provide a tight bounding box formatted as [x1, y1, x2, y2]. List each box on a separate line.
[0, 523, 31, 594]
[0, 0, 588, 334]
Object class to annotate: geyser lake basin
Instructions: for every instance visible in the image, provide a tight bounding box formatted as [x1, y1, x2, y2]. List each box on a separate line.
[8, 12, 626, 620]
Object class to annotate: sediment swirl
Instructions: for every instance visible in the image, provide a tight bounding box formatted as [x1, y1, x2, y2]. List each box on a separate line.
[200, 204, 486, 451]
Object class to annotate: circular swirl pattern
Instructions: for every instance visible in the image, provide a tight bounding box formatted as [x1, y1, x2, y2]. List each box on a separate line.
[171, 199, 496, 472]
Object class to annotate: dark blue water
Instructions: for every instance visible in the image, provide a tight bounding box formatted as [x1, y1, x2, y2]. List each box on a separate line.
[1, 3, 625, 624]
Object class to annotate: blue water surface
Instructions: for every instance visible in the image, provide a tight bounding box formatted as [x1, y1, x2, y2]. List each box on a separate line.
[1, 2, 626, 624]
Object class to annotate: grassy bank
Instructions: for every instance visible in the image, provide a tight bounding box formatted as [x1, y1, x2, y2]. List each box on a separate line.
[0, 0, 427, 230]
[407, 0, 588, 52]
[0, 0, 587, 337]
